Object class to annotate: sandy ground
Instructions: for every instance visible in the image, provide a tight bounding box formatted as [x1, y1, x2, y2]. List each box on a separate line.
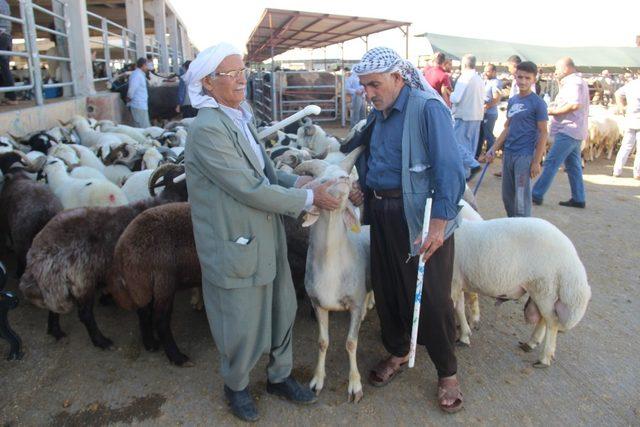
[1, 147, 639, 426]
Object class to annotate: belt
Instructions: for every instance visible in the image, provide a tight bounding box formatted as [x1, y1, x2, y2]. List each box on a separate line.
[372, 189, 402, 199]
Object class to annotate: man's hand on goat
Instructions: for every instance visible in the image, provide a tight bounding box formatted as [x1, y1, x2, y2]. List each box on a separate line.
[312, 180, 341, 211]
[414, 218, 447, 262]
[295, 175, 314, 188]
[349, 181, 364, 206]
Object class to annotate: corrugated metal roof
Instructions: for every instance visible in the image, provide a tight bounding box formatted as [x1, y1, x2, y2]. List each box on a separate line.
[246, 9, 410, 62]
[416, 33, 640, 68]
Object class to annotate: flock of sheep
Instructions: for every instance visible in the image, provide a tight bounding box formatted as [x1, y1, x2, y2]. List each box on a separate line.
[0, 109, 591, 403]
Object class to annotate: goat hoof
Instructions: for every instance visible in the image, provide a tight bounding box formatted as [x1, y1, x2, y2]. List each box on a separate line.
[533, 360, 550, 369]
[94, 337, 114, 350]
[519, 342, 534, 353]
[98, 293, 115, 306]
[48, 330, 67, 341]
[455, 339, 470, 347]
[169, 352, 191, 367]
[472, 323, 480, 331]
[309, 380, 324, 396]
[143, 339, 160, 352]
[348, 390, 363, 403]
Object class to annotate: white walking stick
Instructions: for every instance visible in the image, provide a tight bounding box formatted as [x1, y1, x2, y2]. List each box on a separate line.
[408, 197, 432, 368]
[257, 105, 321, 140]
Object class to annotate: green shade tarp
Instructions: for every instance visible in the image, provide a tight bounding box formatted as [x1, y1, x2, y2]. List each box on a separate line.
[415, 33, 640, 68]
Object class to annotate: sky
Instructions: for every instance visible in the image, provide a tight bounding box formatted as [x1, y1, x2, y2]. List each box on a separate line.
[172, 0, 639, 64]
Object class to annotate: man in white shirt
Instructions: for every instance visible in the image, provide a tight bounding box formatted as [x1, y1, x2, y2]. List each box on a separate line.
[345, 67, 366, 128]
[450, 54, 484, 179]
[126, 57, 150, 128]
[613, 77, 640, 179]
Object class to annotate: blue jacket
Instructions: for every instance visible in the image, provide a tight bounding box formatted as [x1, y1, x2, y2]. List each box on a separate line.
[341, 87, 466, 255]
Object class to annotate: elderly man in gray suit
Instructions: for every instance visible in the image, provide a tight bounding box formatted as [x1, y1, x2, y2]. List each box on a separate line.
[184, 43, 342, 422]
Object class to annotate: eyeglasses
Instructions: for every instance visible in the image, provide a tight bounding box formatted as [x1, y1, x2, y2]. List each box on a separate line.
[212, 68, 249, 80]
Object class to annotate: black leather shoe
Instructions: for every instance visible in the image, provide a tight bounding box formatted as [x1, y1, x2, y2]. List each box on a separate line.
[532, 197, 543, 206]
[267, 376, 318, 405]
[224, 385, 259, 422]
[558, 199, 585, 208]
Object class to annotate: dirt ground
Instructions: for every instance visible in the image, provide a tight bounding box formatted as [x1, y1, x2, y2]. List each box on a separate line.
[1, 144, 639, 425]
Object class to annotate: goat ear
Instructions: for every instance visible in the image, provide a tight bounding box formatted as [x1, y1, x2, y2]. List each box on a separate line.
[343, 202, 361, 233]
[302, 207, 320, 227]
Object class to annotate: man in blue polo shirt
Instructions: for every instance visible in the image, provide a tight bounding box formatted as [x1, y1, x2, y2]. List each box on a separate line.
[486, 61, 548, 217]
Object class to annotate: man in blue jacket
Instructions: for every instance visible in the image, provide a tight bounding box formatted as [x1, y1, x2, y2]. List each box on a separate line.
[341, 47, 466, 413]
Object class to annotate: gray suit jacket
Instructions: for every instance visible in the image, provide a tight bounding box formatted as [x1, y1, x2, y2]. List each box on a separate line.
[185, 106, 308, 289]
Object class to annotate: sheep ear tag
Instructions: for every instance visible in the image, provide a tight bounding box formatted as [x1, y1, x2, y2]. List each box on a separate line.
[344, 203, 360, 233]
[302, 207, 320, 227]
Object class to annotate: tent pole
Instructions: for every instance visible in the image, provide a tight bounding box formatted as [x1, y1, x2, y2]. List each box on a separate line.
[405, 25, 410, 59]
[341, 42, 346, 128]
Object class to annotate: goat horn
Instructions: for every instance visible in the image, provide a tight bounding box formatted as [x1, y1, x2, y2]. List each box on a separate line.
[339, 145, 365, 174]
[148, 163, 184, 196]
[294, 159, 329, 178]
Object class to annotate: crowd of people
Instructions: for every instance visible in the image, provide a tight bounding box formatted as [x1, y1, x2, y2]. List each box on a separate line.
[421, 51, 640, 216]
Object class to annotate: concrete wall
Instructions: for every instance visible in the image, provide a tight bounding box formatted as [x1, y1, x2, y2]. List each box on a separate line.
[0, 93, 129, 136]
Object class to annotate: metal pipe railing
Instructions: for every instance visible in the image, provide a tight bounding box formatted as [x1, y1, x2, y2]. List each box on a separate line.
[86, 9, 138, 84]
[0, 0, 74, 105]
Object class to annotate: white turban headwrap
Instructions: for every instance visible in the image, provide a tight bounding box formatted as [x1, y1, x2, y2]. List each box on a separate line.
[183, 42, 242, 109]
[352, 47, 448, 109]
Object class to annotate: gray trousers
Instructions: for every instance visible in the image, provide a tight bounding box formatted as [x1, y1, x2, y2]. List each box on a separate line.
[130, 107, 151, 128]
[203, 277, 297, 391]
[502, 151, 533, 217]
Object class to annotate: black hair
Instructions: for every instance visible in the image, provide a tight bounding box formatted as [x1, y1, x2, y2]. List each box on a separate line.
[136, 57, 147, 68]
[516, 61, 538, 75]
[434, 52, 446, 65]
[507, 55, 522, 64]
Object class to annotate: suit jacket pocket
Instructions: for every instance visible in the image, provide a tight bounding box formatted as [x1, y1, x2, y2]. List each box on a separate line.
[222, 238, 258, 279]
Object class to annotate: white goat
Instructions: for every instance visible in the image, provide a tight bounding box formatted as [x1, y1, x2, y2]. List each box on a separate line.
[43, 157, 128, 209]
[452, 201, 591, 367]
[295, 147, 369, 403]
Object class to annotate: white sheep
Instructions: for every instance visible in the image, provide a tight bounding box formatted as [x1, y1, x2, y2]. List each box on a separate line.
[68, 116, 123, 148]
[43, 157, 128, 209]
[296, 119, 341, 156]
[68, 144, 106, 171]
[295, 146, 370, 403]
[584, 114, 620, 161]
[69, 165, 107, 180]
[141, 147, 163, 170]
[103, 164, 133, 186]
[121, 170, 158, 202]
[452, 201, 591, 367]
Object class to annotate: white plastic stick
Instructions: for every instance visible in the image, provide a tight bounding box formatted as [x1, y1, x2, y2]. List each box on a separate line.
[408, 198, 432, 368]
[257, 105, 321, 140]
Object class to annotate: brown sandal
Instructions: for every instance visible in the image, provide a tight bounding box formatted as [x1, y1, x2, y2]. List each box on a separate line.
[368, 357, 408, 387]
[437, 377, 464, 413]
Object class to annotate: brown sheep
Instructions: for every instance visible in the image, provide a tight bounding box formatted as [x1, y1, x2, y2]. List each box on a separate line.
[108, 204, 311, 366]
[19, 164, 187, 350]
[107, 202, 201, 366]
[0, 151, 61, 278]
